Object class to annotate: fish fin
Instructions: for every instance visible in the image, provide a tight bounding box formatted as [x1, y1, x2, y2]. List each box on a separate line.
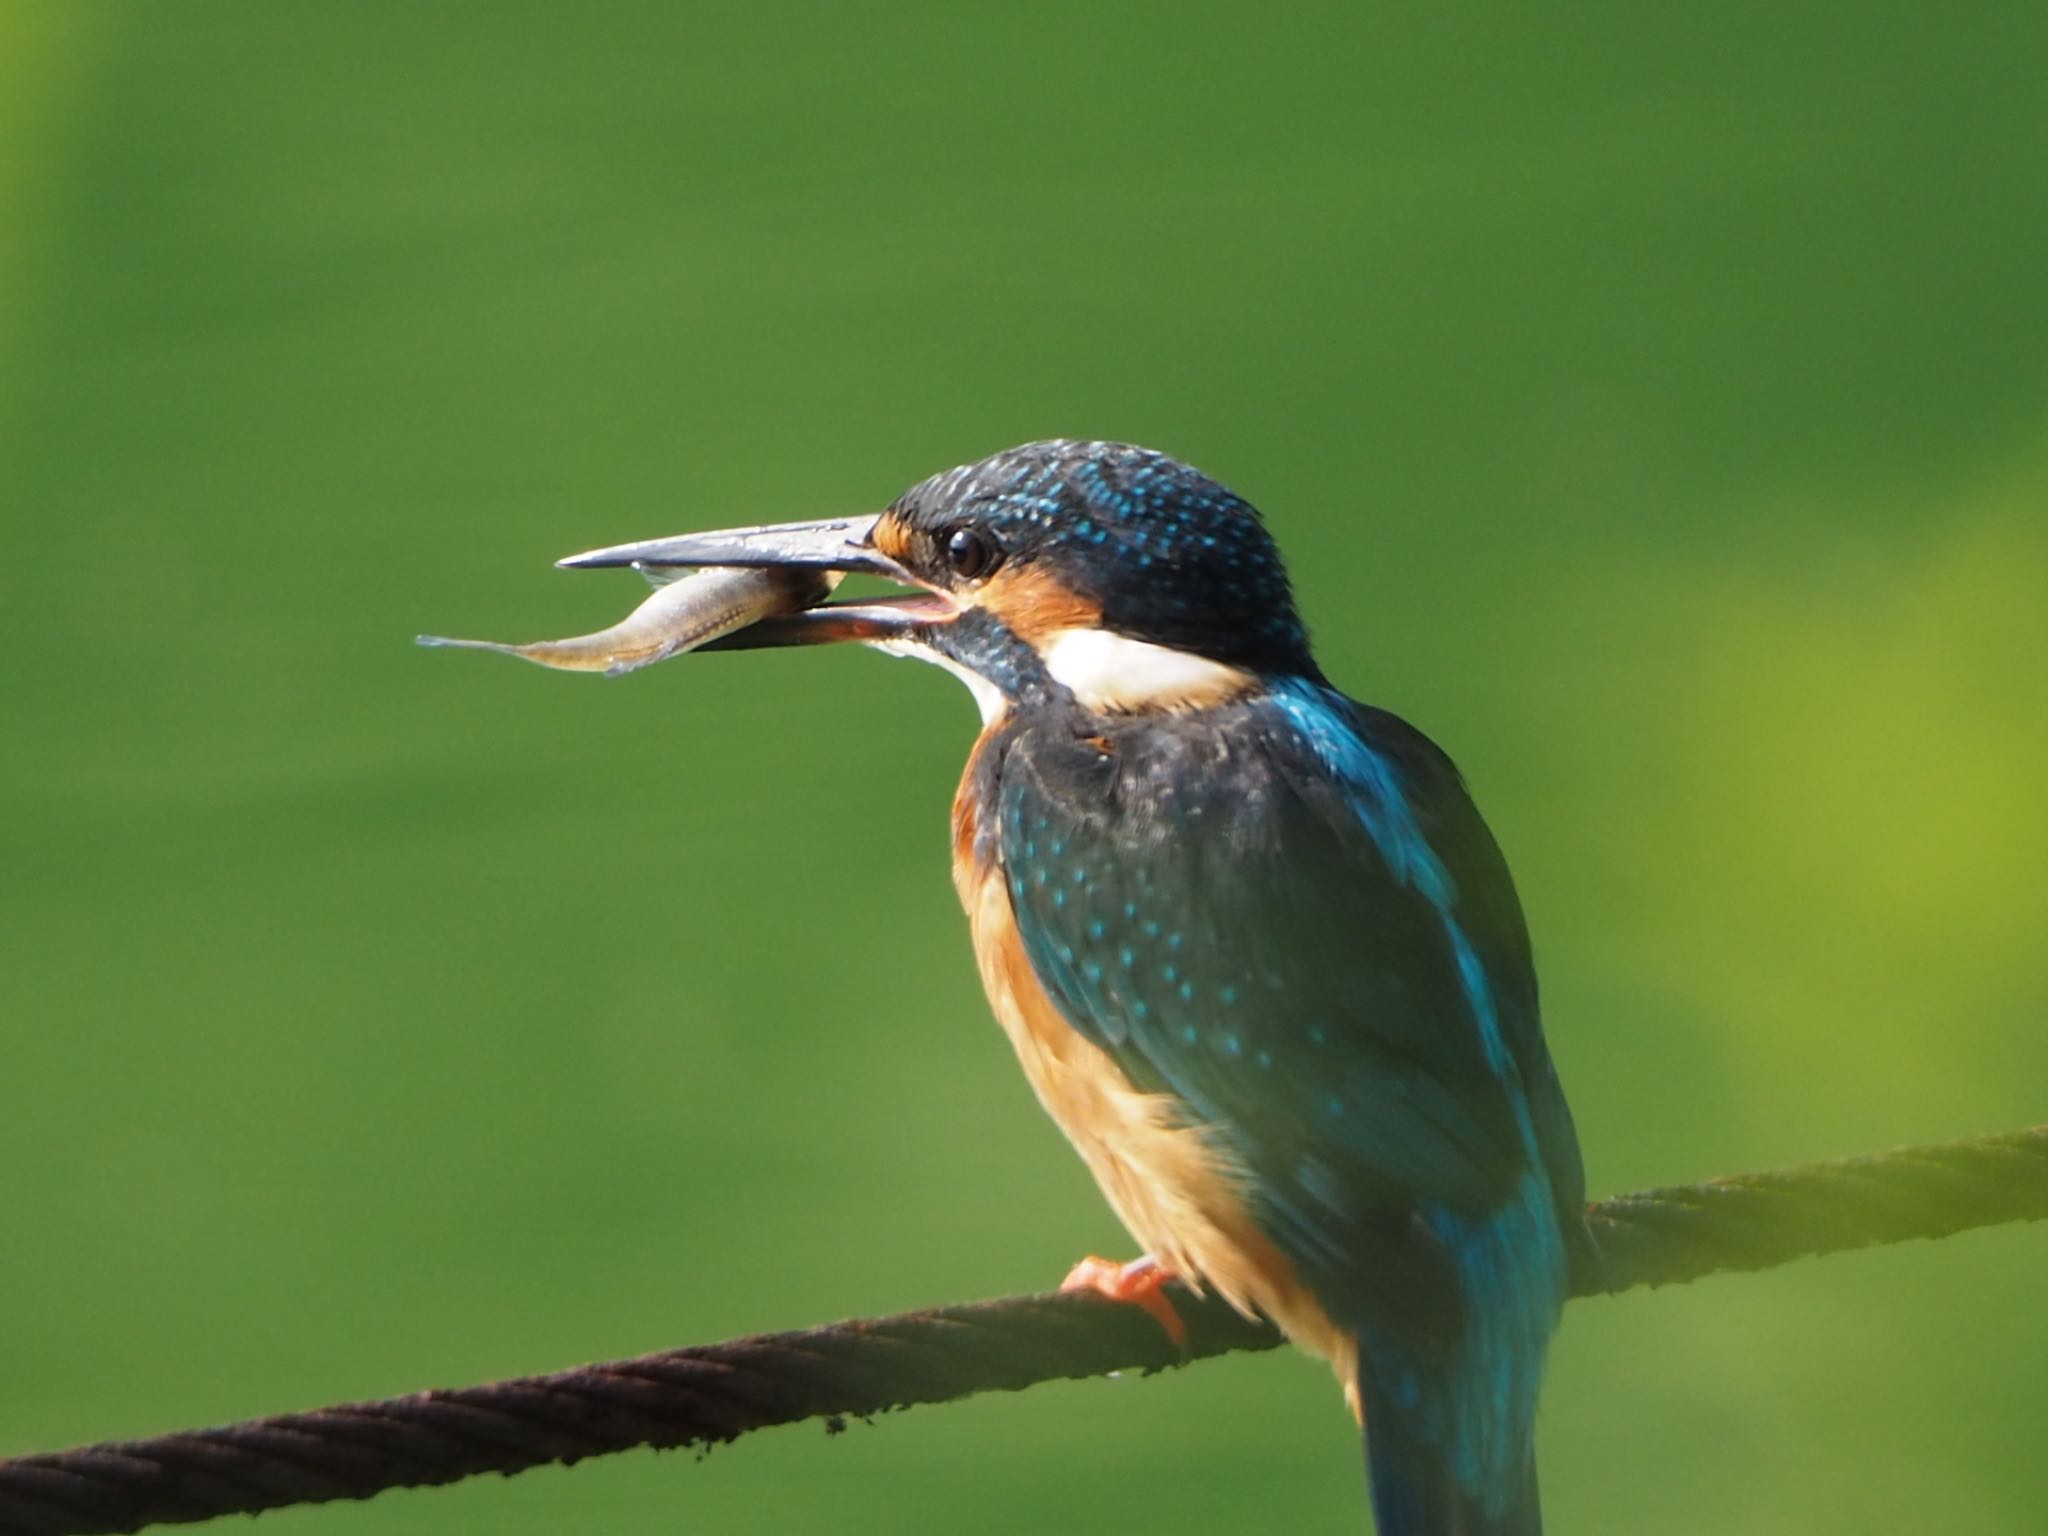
[603, 652, 667, 677]
[416, 634, 517, 655]
[633, 561, 698, 589]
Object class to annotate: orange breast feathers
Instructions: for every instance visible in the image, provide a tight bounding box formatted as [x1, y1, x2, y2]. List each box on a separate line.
[949, 759, 1356, 1394]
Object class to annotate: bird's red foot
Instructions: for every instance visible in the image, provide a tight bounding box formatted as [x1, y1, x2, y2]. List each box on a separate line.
[1060, 1253, 1189, 1351]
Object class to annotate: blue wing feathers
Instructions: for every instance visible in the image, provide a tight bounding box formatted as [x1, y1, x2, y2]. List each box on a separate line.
[988, 682, 1579, 1528]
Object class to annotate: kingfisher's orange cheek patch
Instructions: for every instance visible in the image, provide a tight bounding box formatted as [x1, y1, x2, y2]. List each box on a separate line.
[973, 565, 1104, 643]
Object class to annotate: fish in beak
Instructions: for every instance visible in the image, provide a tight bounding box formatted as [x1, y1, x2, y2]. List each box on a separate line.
[553, 514, 959, 651]
[417, 563, 839, 675]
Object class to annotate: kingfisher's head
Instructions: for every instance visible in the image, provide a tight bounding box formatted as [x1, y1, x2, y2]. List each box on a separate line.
[559, 440, 1318, 720]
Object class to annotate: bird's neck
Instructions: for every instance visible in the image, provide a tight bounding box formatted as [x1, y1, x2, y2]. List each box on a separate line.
[899, 609, 1292, 725]
[876, 607, 1056, 725]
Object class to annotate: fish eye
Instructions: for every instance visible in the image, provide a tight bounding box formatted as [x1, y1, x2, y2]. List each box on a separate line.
[943, 526, 1000, 581]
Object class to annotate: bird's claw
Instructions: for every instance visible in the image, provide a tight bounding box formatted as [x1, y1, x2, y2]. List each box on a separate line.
[1060, 1253, 1189, 1351]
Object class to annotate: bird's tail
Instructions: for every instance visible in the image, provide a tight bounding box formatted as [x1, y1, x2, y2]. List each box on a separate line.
[1357, 1346, 1542, 1536]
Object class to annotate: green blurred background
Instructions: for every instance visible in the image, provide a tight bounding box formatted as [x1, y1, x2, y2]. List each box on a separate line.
[3, 3, 2044, 1531]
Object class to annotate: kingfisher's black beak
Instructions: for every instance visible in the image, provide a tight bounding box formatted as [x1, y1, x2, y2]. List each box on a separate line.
[558, 513, 899, 576]
[556, 514, 955, 649]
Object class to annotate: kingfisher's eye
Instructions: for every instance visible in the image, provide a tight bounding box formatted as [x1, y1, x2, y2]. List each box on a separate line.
[943, 526, 1000, 581]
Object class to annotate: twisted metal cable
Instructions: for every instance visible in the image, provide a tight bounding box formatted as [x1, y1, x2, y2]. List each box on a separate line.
[3, 1124, 2042, 1536]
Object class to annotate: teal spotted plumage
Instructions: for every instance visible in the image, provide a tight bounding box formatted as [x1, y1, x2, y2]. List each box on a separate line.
[972, 671, 1581, 1534]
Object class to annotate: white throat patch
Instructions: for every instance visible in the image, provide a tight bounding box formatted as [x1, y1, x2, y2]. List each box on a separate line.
[870, 636, 1010, 725]
[1039, 628, 1254, 714]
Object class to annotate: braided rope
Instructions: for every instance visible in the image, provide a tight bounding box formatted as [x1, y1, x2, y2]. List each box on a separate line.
[3, 1125, 2042, 1536]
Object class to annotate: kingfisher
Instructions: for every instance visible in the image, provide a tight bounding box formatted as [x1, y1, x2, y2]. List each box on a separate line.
[561, 440, 1587, 1535]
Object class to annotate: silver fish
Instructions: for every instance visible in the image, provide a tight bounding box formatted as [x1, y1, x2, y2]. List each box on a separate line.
[418, 563, 836, 676]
